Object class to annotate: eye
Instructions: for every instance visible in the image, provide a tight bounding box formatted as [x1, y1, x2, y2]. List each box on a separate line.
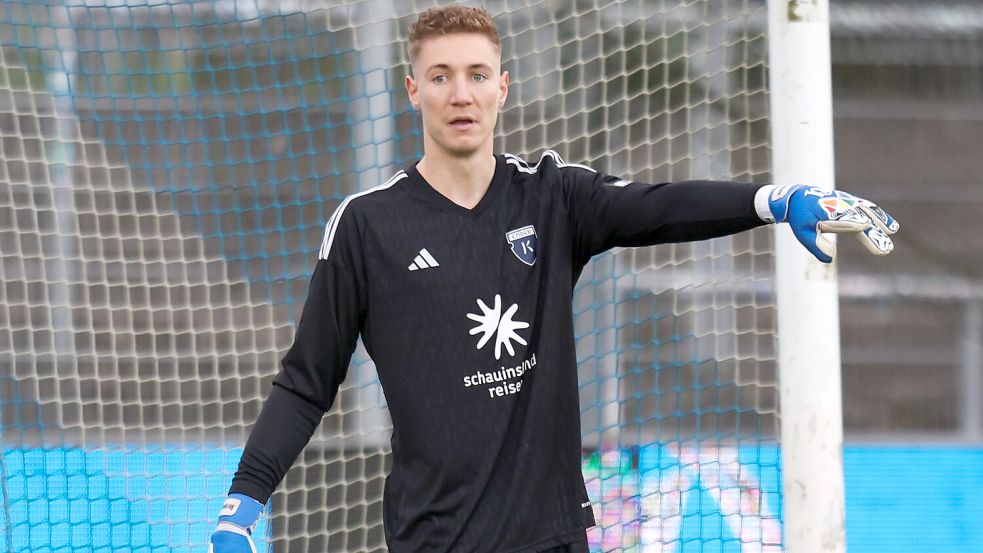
[472, 74, 487, 82]
[432, 75, 448, 84]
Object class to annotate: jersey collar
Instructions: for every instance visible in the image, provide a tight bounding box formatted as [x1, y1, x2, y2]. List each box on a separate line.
[405, 154, 507, 219]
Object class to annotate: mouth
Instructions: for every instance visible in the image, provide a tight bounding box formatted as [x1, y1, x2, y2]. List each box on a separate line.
[448, 117, 477, 131]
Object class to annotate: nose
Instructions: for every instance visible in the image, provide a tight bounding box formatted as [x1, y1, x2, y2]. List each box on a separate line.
[449, 79, 474, 106]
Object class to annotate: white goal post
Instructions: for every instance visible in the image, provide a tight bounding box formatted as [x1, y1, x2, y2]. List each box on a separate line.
[769, 1, 848, 551]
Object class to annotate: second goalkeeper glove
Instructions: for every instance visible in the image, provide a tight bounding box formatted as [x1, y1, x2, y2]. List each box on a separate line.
[209, 493, 263, 553]
[766, 185, 899, 263]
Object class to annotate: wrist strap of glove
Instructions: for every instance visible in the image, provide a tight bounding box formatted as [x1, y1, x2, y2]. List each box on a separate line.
[218, 493, 264, 534]
[753, 185, 777, 222]
[764, 184, 806, 224]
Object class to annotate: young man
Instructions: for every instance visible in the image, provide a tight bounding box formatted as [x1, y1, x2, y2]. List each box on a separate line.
[210, 5, 898, 553]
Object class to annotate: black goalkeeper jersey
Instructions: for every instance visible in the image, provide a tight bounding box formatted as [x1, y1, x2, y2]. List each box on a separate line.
[230, 151, 766, 552]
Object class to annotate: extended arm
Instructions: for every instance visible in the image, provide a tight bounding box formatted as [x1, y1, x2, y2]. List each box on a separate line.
[554, 151, 897, 264]
[555, 153, 766, 262]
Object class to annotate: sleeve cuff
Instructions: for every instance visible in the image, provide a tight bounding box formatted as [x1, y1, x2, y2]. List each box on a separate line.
[754, 184, 777, 223]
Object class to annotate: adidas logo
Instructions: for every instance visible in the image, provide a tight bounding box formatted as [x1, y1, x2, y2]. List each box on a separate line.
[408, 248, 440, 271]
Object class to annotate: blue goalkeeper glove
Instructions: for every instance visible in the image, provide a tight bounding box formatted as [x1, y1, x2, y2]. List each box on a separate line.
[766, 185, 899, 263]
[209, 493, 263, 553]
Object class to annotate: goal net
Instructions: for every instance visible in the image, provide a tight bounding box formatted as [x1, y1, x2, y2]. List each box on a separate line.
[0, 0, 781, 551]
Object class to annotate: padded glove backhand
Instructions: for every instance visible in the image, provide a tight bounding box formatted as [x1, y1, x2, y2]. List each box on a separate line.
[767, 185, 900, 263]
[209, 493, 263, 553]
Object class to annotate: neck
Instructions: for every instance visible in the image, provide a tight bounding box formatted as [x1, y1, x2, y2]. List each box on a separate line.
[417, 145, 497, 210]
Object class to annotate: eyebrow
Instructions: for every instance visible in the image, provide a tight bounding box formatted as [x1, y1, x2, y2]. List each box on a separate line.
[425, 63, 494, 74]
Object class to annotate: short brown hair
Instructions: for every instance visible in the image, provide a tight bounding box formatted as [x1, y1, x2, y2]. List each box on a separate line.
[407, 5, 501, 63]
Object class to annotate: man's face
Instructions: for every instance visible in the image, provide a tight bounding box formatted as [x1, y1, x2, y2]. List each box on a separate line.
[406, 33, 509, 158]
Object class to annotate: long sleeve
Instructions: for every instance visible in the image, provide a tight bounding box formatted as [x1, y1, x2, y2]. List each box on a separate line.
[557, 158, 767, 263]
[229, 205, 368, 503]
[229, 385, 327, 503]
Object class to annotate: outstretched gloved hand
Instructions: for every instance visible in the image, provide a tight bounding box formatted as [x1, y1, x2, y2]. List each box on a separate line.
[766, 185, 900, 263]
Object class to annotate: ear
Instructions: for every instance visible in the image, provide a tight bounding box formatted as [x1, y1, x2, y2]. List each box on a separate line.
[406, 74, 420, 110]
[498, 70, 510, 108]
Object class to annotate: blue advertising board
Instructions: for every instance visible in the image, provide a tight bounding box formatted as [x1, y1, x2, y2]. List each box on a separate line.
[1, 446, 980, 552]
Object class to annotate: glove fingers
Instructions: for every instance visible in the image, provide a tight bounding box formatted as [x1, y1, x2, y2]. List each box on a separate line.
[855, 225, 895, 256]
[857, 201, 900, 235]
[817, 217, 868, 234]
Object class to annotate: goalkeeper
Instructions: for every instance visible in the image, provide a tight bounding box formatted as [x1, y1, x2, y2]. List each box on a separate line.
[210, 5, 898, 553]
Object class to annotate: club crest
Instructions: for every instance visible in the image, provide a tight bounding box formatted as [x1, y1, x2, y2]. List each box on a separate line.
[506, 225, 538, 266]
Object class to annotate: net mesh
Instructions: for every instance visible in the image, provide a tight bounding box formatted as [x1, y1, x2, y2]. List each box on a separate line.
[0, 0, 780, 551]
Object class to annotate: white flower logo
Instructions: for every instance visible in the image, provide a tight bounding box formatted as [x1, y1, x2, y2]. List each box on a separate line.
[466, 294, 530, 360]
